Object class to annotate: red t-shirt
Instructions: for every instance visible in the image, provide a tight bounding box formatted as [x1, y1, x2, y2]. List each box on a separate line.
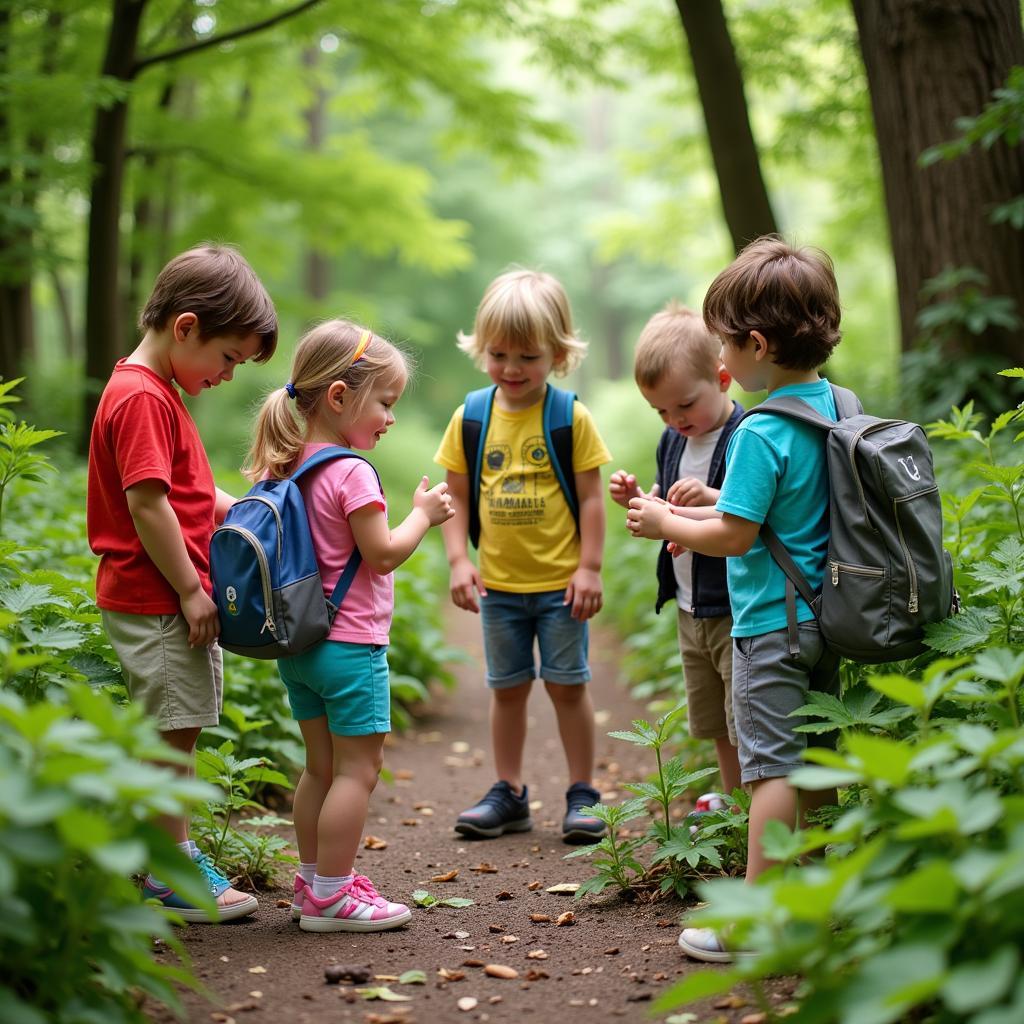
[87, 360, 216, 614]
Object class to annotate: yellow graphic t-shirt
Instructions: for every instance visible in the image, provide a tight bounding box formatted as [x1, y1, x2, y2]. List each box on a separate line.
[434, 393, 611, 593]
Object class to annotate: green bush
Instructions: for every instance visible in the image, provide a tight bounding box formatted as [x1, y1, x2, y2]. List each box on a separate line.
[0, 685, 219, 1024]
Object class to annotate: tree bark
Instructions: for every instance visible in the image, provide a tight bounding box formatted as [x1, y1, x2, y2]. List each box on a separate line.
[851, 0, 1024, 362]
[673, 0, 778, 251]
[82, 0, 148, 445]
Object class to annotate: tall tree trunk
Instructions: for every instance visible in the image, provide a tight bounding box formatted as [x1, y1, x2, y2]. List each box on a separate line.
[82, 0, 148, 448]
[303, 47, 330, 301]
[851, 0, 1024, 363]
[673, 0, 778, 252]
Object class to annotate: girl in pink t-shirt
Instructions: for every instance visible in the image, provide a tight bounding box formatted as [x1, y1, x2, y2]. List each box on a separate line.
[245, 319, 453, 933]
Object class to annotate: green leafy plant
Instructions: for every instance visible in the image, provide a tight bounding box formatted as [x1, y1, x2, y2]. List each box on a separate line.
[191, 741, 294, 888]
[410, 889, 474, 909]
[564, 797, 649, 898]
[0, 685, 218, 1024]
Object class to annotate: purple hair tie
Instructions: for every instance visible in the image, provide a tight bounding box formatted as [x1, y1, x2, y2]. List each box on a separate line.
[284, 382, 296, 399]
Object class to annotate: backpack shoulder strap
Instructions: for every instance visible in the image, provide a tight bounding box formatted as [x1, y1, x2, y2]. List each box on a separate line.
[742, 396, 836, 431]
[289, 446, 381, 609]
[543, 385, 579, 530]
[830, 383, 863, 419]
[461, 386, 497, 549]
[760, 524, 821, 657]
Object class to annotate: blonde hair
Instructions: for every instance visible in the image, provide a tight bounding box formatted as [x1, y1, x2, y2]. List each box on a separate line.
[634, 302, 721, 390]
[456, 269, 587, 376]
[244, 319, 408, 481]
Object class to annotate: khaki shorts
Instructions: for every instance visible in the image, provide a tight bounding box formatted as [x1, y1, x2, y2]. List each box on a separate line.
[676, 609, 735, 744]
[102, 610, 223, 731]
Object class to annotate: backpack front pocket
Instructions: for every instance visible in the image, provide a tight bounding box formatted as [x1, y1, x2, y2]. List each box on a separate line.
[822, 559, 890, 656]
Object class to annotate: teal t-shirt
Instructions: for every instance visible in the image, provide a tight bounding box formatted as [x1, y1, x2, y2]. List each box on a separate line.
[716, 379, 836, 638]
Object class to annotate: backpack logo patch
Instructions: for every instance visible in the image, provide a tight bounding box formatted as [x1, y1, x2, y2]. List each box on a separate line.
[225, 585, 238, 616]
[897, 455, 921, 481]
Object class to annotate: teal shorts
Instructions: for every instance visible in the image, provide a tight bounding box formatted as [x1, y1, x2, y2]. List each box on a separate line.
[278, 641, 390, 736]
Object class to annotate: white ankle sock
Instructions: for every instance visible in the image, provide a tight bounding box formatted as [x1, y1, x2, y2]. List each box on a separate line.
[313, 873, 353, 900]
[299, 862, 317, 884]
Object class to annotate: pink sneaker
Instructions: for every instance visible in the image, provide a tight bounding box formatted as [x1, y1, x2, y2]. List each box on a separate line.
[290, 874, 306, 921]
[299, 875, 411, 933]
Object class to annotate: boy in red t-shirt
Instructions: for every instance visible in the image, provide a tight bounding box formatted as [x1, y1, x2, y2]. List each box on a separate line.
[87, 244, 277, 921]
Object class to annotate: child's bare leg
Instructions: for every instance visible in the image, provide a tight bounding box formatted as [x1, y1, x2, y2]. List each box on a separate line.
[294, 716, 334, 865]
[491, 681, 532, 793]
[316, 733, 386, 877]
[799, 786, 837, 828]
[543, 681, 595, 786]
[746, 776, 797, 882]
[714, 736, 742, 795]
[158, 726, 201, 842]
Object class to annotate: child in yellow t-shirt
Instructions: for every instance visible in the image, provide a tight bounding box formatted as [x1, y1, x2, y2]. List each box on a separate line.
[434, 269, 611, 843]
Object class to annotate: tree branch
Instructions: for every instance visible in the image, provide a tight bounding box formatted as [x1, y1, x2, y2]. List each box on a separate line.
[132, 0, 323, 76]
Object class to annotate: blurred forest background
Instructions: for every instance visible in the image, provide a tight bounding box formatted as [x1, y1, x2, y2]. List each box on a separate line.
[2, 0, 1022, 496]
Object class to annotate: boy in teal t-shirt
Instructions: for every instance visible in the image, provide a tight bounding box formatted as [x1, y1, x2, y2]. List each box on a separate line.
[625, 237, 845, 963]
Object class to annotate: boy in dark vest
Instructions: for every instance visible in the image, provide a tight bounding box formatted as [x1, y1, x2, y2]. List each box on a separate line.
[610, 303, 743, 796]
[434, 269, 611, 843]
[626, 238, 844, 962]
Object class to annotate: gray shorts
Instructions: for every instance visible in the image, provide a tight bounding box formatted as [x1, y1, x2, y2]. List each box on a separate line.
[102, 610, 223, 731]
[732, 621, 840, 784]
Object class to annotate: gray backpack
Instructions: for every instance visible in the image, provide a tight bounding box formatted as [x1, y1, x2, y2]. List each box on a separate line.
[745, 385, 956, 664]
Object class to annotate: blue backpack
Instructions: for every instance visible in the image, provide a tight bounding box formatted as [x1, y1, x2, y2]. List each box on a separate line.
[210, 447, 376, 659]
[462, 384, 577, 549]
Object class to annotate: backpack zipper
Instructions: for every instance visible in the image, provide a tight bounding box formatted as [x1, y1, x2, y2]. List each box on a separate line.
[232, 496, 283, 560]
[892, 496, 920, 613]
[216, 524, 277, 636]
[830, 561, 884, 587]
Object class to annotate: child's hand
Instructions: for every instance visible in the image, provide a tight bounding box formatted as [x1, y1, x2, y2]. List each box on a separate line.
[666, 476, 714, 507]
[413, 476, 455, 527]
[626, 496, 671, 540]
[667, 541, 687, 558]
[608, 470, 640, 508]
[565, 567, 603, 621]
[449, 557, 487, 613]
[181, 586, 220, 647]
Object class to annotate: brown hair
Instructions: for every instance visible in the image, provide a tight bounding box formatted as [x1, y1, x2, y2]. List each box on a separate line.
[457, 268, 587, 376]
[244, 319, 408, 481]
[703, 236, 841, 371]
[140, 244, 278, 362]
[634, 302, 721, 390]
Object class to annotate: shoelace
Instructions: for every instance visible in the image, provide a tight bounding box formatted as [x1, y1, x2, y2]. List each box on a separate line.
[194, 851, 229, 892]
[347, 875, 386, 907]
[478, 783, 522, 814]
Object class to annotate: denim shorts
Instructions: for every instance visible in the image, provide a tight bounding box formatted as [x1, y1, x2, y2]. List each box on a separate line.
[732, 622, 840, 784]
[278, 641, 390, 736]
[480, 589, 590, 689]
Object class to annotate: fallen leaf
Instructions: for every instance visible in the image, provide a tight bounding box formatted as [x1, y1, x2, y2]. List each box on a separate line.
[488, 995, 503, 1004]
[401, 818, 419, 826]
[248, 992, 262, 999]
[527, 880, 542, 891]
[275, 899, 290, 908]
[544, 883, 579, 894]
[500, 935, 519, 944]
[740, 1015, 768, 1024]
[462, 959, 485, 968]
[488, 924, 504, 933]
[529, 914, 551, 923]
[394, 769, 414, 780]
[247, 966, 267, 974]
[438, 968, 466, 981]
[656, 919, 675, 928]
[495, 891, 514, 901]
[484, 964, 519, 979]
[525, 969, 549, 981]
[413, 802, 433, 810]
[355, 986, 412, 1002]
[555, 912, 575, 927]
[457, 997, 478, 1012]
[374, 974, 399, 982]
[210, 1014, 236, 1024]
[398, 969, 425, 985]
[470, 863, 498, 873]
[363, 835, 388, 850]
[604, 947, 620, 956]
[526, 950, 548, 960]
[430, 869, 459, 883]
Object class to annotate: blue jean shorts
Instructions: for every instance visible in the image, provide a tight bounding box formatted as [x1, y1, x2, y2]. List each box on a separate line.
[278, 641, 390, 736]
[732, 621, 840, 784]
[480, 589, 590, 689]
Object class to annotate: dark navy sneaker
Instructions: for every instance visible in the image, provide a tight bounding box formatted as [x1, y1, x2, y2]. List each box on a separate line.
[562, 782, 606, 844]
[455, 781, 532, 838]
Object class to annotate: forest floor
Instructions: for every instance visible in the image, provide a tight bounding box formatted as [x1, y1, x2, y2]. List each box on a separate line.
[148, 609, 793, 1024]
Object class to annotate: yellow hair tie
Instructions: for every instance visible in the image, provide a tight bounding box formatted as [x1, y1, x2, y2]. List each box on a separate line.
[351, 329, 371, 365]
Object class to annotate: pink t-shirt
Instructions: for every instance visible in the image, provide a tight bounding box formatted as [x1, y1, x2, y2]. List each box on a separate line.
[296, 444, 392, 645]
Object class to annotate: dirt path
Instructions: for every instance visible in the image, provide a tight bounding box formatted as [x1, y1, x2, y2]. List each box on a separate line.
[149, 610, 753, 1024]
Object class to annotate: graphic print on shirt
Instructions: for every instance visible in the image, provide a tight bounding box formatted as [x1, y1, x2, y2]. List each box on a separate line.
[483, 435, 553, 527]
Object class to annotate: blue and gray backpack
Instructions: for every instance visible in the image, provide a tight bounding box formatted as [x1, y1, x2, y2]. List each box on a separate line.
[210, 447, 375, 659]
[462, 384, 577, 549]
